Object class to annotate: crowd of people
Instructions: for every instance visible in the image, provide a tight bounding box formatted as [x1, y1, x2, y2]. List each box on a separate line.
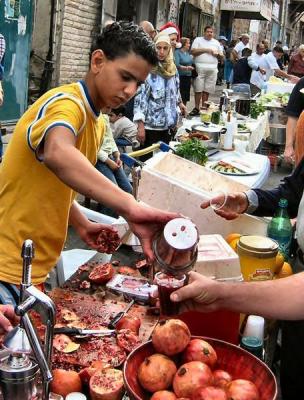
[2, 19, 304, 400]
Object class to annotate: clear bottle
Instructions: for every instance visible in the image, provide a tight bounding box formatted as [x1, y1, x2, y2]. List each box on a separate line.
[261, 76, 267, 95]
[267, 198, 293, 258]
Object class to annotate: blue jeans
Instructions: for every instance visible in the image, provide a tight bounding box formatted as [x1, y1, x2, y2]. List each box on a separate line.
[95, 159, 132, 217]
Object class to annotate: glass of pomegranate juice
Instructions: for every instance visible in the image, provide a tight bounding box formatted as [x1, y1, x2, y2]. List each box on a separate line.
[155, 272, 186, 316]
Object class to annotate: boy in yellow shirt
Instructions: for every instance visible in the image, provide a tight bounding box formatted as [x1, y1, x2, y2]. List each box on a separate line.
[0, 22, 177, 322]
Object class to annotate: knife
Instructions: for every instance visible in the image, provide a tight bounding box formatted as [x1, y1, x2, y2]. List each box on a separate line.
[54, 327, 116, 336]
[108, 299, 135, 329]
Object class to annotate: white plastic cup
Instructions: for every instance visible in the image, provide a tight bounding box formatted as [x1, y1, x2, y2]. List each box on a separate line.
[65, 393, 87, 400]
[243, 315, 265, 341]
[209, 190, 228, 211]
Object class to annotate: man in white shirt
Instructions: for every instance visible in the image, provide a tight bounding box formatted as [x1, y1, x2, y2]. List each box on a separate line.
[190, 26, 223, 116]
[233, 34, 250, 60]
[248, 43, 266, 95]
[251, 46, 299, 90]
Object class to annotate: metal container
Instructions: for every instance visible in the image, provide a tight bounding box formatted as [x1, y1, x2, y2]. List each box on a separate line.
[267, 125, 286, 145]
[0, 354, 39, 400]
[267, 106, 288, 125]
[235, 99, 252, 116]
[190, 124, 227, 149]
[153, 218, 199, 276]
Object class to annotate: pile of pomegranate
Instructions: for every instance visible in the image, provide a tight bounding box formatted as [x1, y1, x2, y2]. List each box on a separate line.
[137, 319, 260, 400]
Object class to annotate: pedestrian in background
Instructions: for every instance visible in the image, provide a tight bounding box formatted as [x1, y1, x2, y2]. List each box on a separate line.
[134, 34, 182, 158]
[232, 33, 250, 60]
[224, 40, 237, 88]
[288, 45, 304, 78]
[175, 37, 194, 105]
[249, 42, 266, 95]
[232, 48, 253, 85]
[96, 113, 133, 217]
[217, 35, 227, 85]
[190, 26, 223, 115]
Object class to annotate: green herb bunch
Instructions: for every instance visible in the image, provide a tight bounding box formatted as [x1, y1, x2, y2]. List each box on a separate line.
[250, 101, 266, 119]
[175, 138, 208, 166]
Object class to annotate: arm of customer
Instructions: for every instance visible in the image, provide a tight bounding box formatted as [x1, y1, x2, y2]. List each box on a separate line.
[284, 116, 298, 162]
[274, 68, 299, 84]
[171, 271, 304, 320]
[43, 127, 179, 260]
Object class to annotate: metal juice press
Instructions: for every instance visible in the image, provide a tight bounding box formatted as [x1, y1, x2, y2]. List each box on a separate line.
[0, 240, 56, 400]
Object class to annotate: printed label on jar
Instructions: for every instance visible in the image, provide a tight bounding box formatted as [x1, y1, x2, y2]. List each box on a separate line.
[249, 268, 273, 281]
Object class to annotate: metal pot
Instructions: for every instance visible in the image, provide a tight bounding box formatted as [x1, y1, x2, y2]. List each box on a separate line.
[266, 126, 286, 145]
[190, 124, 227, 149]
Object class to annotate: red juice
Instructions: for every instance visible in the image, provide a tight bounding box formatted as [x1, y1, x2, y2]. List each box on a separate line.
[155, 272, 186, 316]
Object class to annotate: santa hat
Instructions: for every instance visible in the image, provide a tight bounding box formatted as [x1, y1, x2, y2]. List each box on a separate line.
[159, 22, 181, 42]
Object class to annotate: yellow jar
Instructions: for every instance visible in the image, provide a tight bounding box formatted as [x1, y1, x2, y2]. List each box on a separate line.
[200, 111, 211, 123]
[237, 235, 279, 281]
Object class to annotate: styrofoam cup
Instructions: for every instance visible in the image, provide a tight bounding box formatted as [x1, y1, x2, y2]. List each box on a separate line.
[243, 315, 265, 341]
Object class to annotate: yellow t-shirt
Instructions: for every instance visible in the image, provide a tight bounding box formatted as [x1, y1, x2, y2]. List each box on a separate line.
[0, 81, 105, 284]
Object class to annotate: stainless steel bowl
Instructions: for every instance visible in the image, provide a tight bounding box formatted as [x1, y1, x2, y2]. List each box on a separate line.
[190, 124, 227, 149]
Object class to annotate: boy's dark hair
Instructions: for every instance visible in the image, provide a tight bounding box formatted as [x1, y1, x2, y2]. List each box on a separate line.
[242, 48, 252, 57]
[90, 21, 157, 65]
[273, 45, 284, 54]
[112, 105, 126, 116]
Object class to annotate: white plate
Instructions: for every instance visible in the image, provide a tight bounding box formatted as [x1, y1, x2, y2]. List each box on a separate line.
[207, 159, 259, 176]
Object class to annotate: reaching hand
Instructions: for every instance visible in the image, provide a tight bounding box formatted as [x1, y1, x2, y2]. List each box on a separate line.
[200, 192, 248, 220]
[170, 271, 221, 313]
[179, 103, 187, 117]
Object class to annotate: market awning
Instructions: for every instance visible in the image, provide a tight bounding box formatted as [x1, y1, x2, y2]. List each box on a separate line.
[220, 0, 273, 21]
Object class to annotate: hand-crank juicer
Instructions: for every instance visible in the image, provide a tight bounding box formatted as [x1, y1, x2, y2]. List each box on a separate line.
[0, 240, 56, 400]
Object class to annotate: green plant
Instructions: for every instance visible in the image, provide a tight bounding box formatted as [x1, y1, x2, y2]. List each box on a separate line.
[175, 138, 208, 166]
[250, 101, 266, 119]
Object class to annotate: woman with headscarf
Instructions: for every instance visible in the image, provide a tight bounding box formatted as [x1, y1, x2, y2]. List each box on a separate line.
[133, 34, 181, 158]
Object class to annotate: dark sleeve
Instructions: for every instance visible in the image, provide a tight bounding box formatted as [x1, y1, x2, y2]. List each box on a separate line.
[252, 158, 304, 218]
[285, 77, 304, 118]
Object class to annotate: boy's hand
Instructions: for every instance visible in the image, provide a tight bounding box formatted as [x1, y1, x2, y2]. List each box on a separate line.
[114, 154, 122, 168]
[75, 220, 119, 250]
[106, 158, 119, 171]
[125, 203, 180, 262]
[137, 122, 145, 145]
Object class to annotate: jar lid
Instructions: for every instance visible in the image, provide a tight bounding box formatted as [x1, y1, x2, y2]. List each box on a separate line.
[241, 336, 263, 349]
[238, 235, 278, 254]
[164, 218, 198, 250]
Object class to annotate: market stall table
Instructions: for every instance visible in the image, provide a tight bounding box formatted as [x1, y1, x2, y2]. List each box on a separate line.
[180, 113, 270, 153]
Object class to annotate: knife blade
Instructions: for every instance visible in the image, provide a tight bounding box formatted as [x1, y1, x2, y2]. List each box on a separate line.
[54, 327, 116, 336]
[108, 299, 135, 329]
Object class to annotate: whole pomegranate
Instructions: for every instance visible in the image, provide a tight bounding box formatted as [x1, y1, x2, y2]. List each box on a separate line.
[138, 353, 177, 393]
[50, 369, 82, 397]
[183, 339, 217, 368]
[173, 361, 213, 398]
[213, 369, 232, 389]
[191, 385, 228, 400]
[226, 379, 260, 400]
[152, 319, 191, 356]
[151, 390, 177, 400]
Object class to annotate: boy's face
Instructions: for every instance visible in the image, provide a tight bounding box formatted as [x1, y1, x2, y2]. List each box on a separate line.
[91, 50, 151, 109]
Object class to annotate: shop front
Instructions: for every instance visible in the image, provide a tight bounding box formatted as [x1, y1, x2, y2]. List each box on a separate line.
[179, 1, 214, 41]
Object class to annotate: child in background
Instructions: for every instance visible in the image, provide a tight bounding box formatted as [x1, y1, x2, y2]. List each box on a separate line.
[96, 113, 132, 217]
[109, 106, 140, 149]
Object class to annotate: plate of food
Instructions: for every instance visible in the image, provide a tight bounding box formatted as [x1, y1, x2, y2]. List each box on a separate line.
[208, 159, 259, 176]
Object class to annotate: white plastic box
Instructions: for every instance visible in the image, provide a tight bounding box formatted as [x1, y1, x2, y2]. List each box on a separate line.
[138, 153, 268, 237]
[194, 234, 242, 281]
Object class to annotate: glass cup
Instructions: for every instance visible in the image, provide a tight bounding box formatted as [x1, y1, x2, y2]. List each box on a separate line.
[209, 190, 228, 211]
[155, 272, 186, 316]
